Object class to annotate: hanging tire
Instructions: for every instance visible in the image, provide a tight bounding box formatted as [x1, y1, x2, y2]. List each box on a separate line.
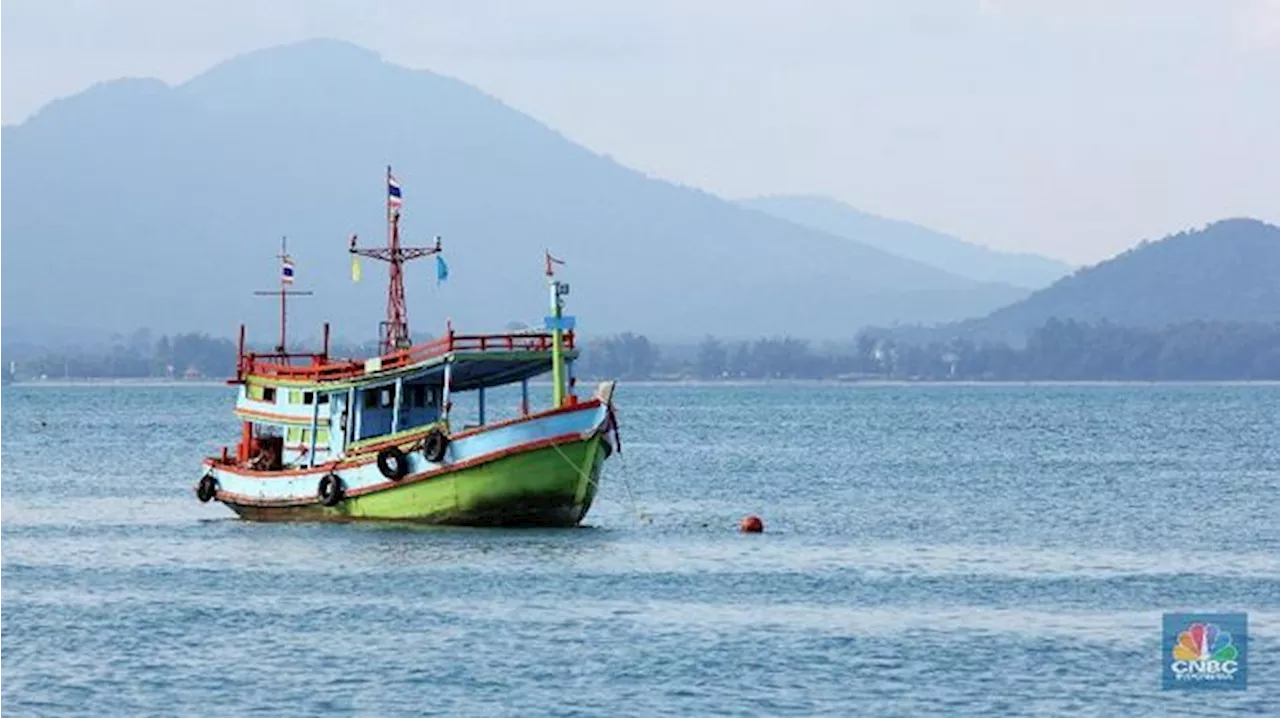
[318, 473, 345, 506]
[422, 430, 449, 463]
[376, 446, 409, 480]
[196, 474, 218, 503]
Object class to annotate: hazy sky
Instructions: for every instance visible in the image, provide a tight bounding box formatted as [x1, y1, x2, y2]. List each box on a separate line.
[4, 0, 1278, 264]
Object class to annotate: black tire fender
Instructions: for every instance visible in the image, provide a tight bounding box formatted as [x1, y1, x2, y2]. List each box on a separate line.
[318, 473, 345, 506]
[376, 446, 410, 480]
[422, 430, 449, 463]
[196, 474, 218, 503]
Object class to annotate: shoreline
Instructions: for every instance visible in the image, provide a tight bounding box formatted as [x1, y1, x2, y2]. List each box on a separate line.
[7, 377, 1280, 388]
[4, 378, 230, 388]
[589, 378, 1280, 387]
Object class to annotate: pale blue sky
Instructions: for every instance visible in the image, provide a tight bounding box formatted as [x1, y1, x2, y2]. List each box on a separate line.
[3, 0, 1278, 263]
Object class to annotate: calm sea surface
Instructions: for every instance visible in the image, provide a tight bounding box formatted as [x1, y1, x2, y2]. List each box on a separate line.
[3, 383, 1278, 716]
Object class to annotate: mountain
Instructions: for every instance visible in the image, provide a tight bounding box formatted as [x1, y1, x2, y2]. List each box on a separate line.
[739, 194, 1072, 289]
[933, 218, 1280, 342]
[1, 40, 1027, 344]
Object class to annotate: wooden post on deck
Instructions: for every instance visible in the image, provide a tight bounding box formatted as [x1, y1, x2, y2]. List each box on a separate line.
[391, 376, 404, 433]
[236, 324, 246, 381]
[350, 387, 361, 442]
[442, 360, 453, 425]
[308, 393, 321, 467]
[344, 387, 355, 445]
[238, 420, 252, 462]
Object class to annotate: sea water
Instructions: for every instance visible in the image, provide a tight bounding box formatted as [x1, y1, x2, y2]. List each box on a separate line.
[3, 383, 1278, 716]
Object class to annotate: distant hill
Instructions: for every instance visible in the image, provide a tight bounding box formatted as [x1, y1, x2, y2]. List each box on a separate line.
[740, 194, 1072, 289]
[932, 218, 1280, 342]
[0, 40, 1026, 344]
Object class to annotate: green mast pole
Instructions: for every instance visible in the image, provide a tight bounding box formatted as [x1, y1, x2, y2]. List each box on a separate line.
[549, 277, 565, 407]
[546, 250, 569, 407]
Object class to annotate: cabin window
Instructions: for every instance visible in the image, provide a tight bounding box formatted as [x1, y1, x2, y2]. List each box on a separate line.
[317, 428, 330, 443]
[286, 427, 315, 444]
[412, 386, 442, 409]
[245, 385, 279, 402]
[281, 390, 317, 406]
[317, 393, 329, 405]
[361, 386, 397, 409]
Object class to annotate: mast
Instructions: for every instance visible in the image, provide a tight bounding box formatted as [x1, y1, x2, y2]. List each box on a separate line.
[544, 251, 573, 407]
[253, 236, 313, 353]
[350, 165, 444, 355]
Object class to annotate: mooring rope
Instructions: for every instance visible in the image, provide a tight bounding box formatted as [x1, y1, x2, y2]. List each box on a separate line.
[615, 449, 650, 524]
[605, 402, 648, 523]
[549, 423, 648, 524]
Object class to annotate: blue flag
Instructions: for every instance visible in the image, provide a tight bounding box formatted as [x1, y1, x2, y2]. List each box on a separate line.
[436, 255, 449, 284]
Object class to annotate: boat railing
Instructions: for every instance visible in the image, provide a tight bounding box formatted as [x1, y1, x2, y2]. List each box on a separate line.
[236, 330, 575, 383]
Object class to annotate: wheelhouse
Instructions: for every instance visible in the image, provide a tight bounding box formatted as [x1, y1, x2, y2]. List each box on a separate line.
[226, 330, 580, 472]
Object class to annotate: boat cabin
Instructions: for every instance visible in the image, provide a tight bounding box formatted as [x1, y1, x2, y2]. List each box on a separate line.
[228, 331, 579, 471]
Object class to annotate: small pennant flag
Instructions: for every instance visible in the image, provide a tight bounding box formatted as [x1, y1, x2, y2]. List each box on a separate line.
[282, 256, 295, 284]
[388, 172, 403, 207]
[545, 250, 565, 277]
[436, 255, 449, 285]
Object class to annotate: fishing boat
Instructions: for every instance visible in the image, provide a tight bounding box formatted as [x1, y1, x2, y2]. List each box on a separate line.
[194, 167, 618, 525]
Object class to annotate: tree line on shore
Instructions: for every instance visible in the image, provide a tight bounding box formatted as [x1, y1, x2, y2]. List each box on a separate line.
[578, 319, 1280, 381]
[2, 330, 382, 381]
[6, 319, 1280, 381]
[5, 331, 238, 381]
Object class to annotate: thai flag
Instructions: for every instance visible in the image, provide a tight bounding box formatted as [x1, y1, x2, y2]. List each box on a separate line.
[282, 256, 295, 284]
[388, 173, 403, 206]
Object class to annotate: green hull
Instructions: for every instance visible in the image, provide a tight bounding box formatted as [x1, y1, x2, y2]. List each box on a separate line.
[227, 434, 606, 526]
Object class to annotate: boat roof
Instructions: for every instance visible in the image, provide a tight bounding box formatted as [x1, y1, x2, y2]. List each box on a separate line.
[235, 331, 576, 391]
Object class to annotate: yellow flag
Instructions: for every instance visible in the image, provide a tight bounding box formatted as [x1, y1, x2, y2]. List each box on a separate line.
[351, 256, 361, 282]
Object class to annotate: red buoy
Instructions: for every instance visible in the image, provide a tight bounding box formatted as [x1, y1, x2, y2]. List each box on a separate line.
[739, 515, 764, 533]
